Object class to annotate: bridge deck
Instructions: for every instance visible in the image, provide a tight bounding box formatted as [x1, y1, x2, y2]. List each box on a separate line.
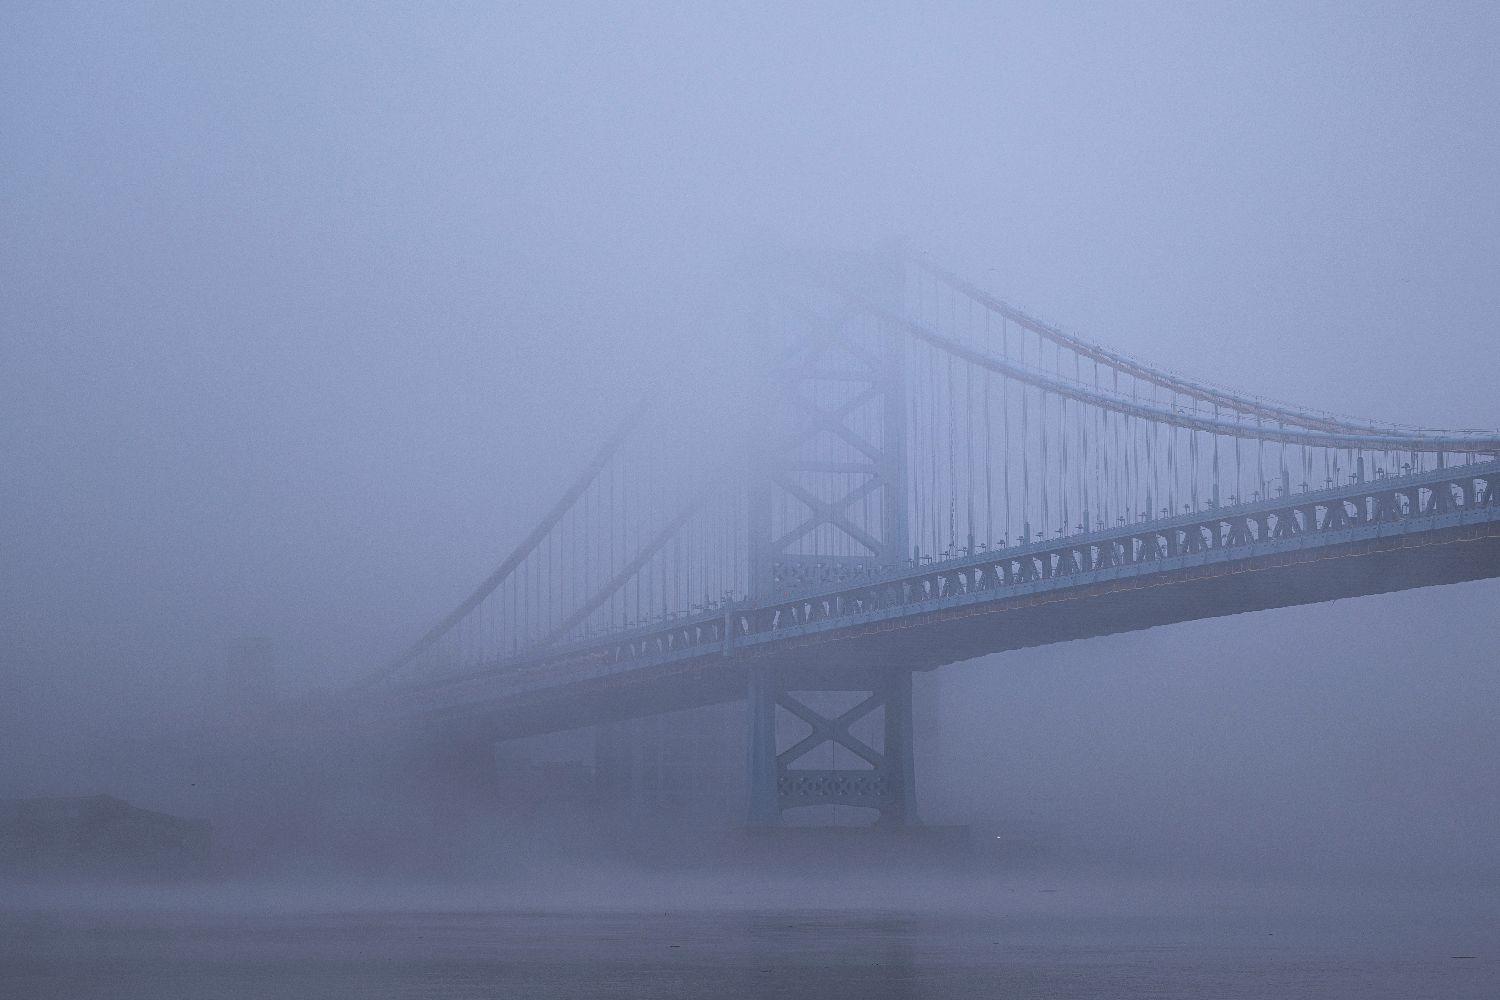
[390, 462, 1500, 741]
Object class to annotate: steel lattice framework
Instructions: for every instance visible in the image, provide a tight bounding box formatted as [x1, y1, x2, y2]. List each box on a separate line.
[365, 252, 1500, 826]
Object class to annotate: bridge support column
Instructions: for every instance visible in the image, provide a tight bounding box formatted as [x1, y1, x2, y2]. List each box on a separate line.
[745, 665, 918, 827]
[746, 668, 781, 826]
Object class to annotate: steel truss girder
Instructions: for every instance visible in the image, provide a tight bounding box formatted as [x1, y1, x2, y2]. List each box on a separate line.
[419, 462, 1500, 690]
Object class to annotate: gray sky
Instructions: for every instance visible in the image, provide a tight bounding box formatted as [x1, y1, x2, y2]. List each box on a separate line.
[4, 2, 1498, 705]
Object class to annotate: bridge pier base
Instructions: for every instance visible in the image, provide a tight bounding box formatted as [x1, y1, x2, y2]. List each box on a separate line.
[746, 665, 918, 828]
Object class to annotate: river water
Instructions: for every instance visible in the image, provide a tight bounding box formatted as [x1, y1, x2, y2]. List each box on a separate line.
[3, 870, 1496, 998]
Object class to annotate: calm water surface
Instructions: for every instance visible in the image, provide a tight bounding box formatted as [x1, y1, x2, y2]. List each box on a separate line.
[3, 873, 1496, 999]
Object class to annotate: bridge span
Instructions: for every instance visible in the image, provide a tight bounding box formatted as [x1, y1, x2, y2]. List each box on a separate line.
[366, 254, 1500, 826]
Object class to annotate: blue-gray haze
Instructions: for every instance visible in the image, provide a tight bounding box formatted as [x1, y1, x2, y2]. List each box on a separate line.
[2, 4, 1498, 997]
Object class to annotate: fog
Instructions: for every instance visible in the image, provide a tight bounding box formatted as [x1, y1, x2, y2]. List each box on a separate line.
[3, 4, 1499, 997]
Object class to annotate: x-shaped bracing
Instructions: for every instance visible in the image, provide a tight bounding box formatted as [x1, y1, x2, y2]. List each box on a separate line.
[770, 384, 887, 556]
[770, 473, 885, 555]
[784, 382, 884, 461]
[775, 690, 885, 770]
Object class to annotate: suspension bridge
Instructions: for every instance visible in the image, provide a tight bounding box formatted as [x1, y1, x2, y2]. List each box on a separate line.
[362, 252, 1500, 827]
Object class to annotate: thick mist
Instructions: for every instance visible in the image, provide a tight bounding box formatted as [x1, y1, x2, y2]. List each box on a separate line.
[3, 6, 1500, 997]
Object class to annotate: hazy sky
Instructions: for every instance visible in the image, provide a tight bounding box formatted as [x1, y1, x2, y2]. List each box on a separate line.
[4, 2, 1499, 694]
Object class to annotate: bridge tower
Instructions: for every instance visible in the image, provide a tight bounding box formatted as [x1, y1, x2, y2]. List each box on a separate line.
[745, 252, 918, 826]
